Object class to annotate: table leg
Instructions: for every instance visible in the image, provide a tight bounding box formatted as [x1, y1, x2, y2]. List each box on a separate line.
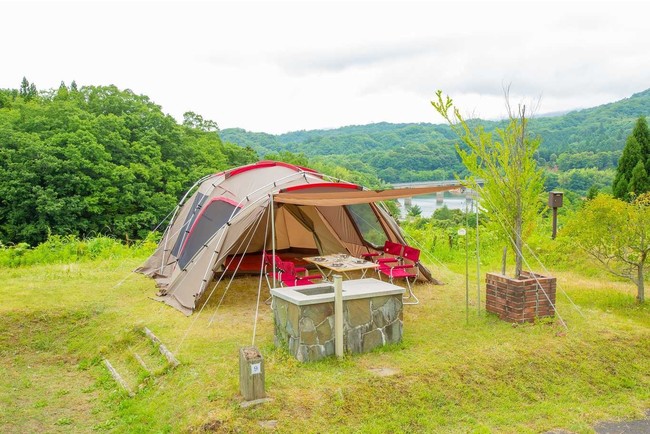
[314, 264, 330, 282]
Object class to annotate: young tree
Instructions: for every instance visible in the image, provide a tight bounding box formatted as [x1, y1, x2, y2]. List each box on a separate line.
[406, 204, 423, 219]
[563, 194, 648, 303]
[432, 90, 544, 278]
[586, 184, 599, 200]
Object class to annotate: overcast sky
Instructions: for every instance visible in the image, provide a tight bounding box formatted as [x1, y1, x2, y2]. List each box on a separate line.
[1, 1, 649, 134]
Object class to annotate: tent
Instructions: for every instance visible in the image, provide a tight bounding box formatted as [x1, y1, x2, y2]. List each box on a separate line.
[138, 161, 451, 315]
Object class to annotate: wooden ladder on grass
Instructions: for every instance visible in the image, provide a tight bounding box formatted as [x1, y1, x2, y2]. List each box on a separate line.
[103, 326, 180, 397]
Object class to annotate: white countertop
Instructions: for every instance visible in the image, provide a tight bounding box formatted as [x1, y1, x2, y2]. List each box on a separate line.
[270, 278, 405, 306]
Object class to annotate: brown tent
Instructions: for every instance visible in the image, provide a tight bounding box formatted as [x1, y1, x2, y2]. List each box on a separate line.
[138, 161, 449, 315]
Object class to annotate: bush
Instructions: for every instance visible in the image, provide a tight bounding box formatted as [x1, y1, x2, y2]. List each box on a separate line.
[0, 234, 158, 267]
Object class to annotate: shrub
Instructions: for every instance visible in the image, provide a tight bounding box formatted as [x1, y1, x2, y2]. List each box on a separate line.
[0, 234, 157, 268]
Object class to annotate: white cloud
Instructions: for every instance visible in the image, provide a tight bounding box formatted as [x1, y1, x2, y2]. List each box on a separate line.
[1, 1, 648, 133]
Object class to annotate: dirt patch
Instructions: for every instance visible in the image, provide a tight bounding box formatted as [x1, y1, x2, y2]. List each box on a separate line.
[200, 419, 224, 432]
[368, 367, 400, 377]
[259, 419, 278, 429]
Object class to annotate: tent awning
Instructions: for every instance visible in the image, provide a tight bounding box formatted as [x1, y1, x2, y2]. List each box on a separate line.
[273, 185, 463, 206]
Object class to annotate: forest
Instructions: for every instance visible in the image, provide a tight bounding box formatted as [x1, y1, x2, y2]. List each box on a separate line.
[0, 80, 258, 245]
[222, 88, 650, 193]
[1, 80, 649, 246]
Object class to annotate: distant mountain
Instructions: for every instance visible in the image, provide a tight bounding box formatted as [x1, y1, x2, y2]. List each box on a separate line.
[221, 88, 650, 187]
[536, 109, 574, 118]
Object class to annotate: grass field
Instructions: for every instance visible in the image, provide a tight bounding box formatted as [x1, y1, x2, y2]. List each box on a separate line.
[1, 253, 648, 433]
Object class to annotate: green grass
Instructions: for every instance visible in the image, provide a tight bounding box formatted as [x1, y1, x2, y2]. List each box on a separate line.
[0, 253, 648, 433]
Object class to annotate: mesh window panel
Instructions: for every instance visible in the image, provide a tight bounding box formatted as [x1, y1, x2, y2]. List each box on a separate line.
[177, 199, 240, 268]
[346, 203, 388, 247]
[171, 192, 207, 257]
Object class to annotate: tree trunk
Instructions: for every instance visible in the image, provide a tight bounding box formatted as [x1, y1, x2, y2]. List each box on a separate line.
[637, 264, 645, 303]
[514, 106, 525, 279]
[514, 211, 523, 278]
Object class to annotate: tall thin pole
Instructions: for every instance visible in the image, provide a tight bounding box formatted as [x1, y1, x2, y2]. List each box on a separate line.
[465, 195, 469, 324]
[475, 193, 480, 315]
[271, 196, 276, 288]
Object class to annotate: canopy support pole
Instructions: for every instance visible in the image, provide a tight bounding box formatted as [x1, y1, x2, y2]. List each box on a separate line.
[271, 195, 276, 288]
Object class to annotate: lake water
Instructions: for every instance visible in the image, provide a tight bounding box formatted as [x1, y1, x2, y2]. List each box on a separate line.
[397, 192, 477, 218]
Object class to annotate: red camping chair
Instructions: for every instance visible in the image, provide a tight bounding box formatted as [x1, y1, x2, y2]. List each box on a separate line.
[278, 260, 320, 287]
[262, 251, 285, 295]
[362, 240, 404, 266]
[378, 244, 420, 305]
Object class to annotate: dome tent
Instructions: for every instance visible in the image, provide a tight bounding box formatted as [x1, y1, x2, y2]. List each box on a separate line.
[138, 161, 447, 315]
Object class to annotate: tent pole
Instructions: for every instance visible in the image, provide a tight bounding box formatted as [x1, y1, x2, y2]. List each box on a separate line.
[271, 195, 276, 288]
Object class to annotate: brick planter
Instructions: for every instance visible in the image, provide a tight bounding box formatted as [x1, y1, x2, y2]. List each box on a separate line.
[485, 271, 557, 323]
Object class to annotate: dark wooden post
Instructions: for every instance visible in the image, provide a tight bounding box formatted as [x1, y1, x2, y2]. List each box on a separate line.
[548, 191, 564, 239]
[239, 346, 265, 401]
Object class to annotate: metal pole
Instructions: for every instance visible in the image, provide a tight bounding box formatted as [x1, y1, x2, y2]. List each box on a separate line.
[475, 194, 480, 315]
[271, 196, 276, 288]
[464, 196, 469, 324]
[334, 275, 344, 358]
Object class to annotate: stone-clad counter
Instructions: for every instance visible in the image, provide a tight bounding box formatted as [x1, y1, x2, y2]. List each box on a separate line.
[271, 278, 405, 362]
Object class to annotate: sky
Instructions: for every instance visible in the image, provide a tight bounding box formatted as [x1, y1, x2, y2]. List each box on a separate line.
[1, 1, 649, 134]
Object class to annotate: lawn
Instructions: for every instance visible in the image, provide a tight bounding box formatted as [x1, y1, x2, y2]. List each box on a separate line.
[0, 254, 648, 433]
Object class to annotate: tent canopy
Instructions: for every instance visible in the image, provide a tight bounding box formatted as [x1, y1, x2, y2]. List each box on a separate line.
[274, 184, 456, 206]
[137, 161, 448, 315]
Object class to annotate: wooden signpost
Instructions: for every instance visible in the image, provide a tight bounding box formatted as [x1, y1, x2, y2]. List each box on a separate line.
[239, 346, 265, 401]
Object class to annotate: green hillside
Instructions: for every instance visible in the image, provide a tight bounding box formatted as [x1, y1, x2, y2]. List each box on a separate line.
[2, 80, 648, 246]
[222, 88, 650, 186]
[0, 81, 258, 245]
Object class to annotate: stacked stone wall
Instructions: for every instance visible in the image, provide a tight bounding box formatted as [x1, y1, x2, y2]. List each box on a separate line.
[273, 295, 403, 362]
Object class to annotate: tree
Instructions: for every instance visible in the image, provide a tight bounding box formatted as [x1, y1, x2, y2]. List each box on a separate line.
[406, 204, 422, 218]
[432, 90, 544, 278]
[19, 77, 37, 101]
[55, 81, 69, 100]
[586, 184, 599, 200]
[613, 117, 650, 200]
[183, 111, 219, 132]
[19, 77, 29, 96]
[629, 160, 650, 196]
[634, 116, 650, 161]
[563, 194, 648, 303]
